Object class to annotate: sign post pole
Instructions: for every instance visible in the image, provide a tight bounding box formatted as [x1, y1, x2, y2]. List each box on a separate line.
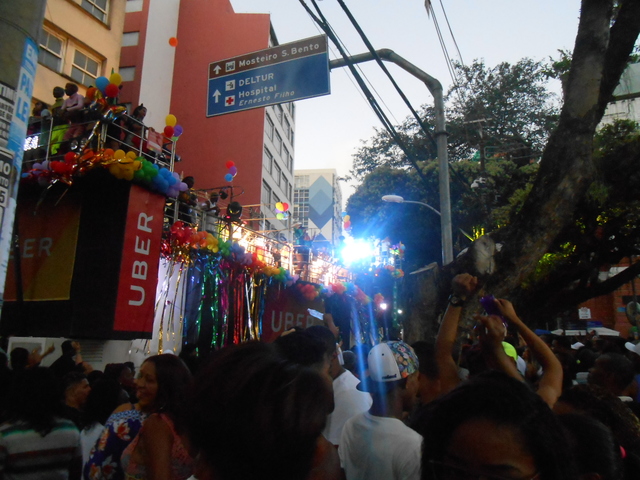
[0, 0, 46, 313]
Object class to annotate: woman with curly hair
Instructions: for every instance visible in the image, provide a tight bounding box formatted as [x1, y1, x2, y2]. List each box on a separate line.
[85, 354, 193, 480]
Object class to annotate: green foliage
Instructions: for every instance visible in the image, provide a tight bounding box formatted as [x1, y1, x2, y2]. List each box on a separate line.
[350, 58, 559, 183]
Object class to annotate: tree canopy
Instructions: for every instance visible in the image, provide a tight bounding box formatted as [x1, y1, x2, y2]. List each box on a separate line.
[346, 0, 640, 336]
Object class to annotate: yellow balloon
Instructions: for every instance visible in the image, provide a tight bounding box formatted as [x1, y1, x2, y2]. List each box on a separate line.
[109, 72, 122, 86]
[275, 202, 283, 211]
[165, 114, 177, 127]
[114, 149, 126, 160]
[126, 151, 137, 159]
[344, 215, 351, 222]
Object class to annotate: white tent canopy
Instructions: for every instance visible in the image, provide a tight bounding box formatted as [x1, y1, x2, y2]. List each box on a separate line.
[552, 327, 620, 337]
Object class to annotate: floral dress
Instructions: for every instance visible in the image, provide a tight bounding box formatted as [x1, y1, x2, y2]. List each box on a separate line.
[120, 413, 194, 480]
[83, 407, 148, 480]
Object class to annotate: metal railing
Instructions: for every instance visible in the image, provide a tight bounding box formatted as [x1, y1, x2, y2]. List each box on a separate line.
[22, 110, 174, 170]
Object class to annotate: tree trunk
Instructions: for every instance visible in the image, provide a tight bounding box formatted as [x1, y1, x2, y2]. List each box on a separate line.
[488, 0, 640, 296]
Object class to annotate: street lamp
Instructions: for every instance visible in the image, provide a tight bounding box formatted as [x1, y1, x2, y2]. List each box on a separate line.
[382, 194, 453, 265]
[382, 195, 442, 217]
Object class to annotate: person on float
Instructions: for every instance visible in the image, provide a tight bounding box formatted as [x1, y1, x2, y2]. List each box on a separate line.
[61, 82, 85, 141]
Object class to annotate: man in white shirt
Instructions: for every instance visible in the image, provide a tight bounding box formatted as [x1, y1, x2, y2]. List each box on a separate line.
[307, 326, 372, 446]
[339, 341, 422, 480]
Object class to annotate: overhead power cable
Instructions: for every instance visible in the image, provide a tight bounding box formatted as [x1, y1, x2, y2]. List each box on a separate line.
[335, 0, 438, 155]
[298, 0, 434, 189]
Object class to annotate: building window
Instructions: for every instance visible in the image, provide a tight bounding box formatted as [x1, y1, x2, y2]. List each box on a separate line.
[38, 29, 64, 72]
[82, 0, 108, 22]
[283, 178, 289, 201]
[273, 193, 281, 208]
[274, 131, 282, 155]
[81, 0, 108, 23]
[71, 50, 100, 87]
[262, 181, 271, 207]
[290, 129, 295, 148]
[122, 32, 139, 47]
[295, 175, 309, 189]
[274, 163, 282, 186]
[283, 146, 290, 171]
[126, 0, 143, 13]
[283, 117, 291, 141]
[119, 67, 135, 82]
[265, 114, 274, 140]
[275, 104, 283, 123]
[294, 204, 309, 228]
[263, 147, 273, 174]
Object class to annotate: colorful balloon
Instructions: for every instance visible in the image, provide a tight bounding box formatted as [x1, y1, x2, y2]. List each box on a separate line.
[85, 87, 98, 101]
[163, 125, 174, 137]
[104, 83, 119, 98]
[229, 166, 237, 176]
[282, 202, 289, 212]
[173, 125, 183, 136]
[344, 215, 350, 222]
[275, 202, 284, 211]
[225, 160, 235, 169]
[224, 173, 233, 182]
[165, 114, 177, 127]
[95, 76, 109, 93]
[169, 37, 178, 47]
[109, 72, 122, 86]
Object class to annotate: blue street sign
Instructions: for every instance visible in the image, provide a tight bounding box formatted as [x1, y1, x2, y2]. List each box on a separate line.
[206, 35, 330, 117]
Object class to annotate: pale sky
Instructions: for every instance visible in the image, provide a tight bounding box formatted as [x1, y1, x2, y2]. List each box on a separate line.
[229, 0, 581, 199]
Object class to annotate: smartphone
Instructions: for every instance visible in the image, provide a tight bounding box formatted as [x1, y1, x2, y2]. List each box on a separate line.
[480, 295, 508, 329]
[307, 308, 324, 320]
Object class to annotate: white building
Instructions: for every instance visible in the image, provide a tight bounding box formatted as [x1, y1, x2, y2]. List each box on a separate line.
[601, 62, 640, 124]
[294, 169, 343, 251]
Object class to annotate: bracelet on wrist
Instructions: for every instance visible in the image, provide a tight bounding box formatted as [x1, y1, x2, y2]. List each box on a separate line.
[448, 294, 466, 307]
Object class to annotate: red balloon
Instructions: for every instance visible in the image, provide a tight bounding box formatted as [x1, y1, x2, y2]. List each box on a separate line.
[64, 152, 76, 163]
[225, 160, 235, 169]
[50, 161, 67, 174]
[164, 125, 174, 138]
[282, 202, 289, 212]
[104, 83, 119, 98]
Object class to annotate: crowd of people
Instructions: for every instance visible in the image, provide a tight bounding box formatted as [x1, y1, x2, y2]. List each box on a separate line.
[2, 273, 640, 479]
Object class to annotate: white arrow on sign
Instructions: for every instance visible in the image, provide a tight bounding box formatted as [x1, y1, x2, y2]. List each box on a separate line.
[212, 90, 221, 103]
[213, 65, 221, 75]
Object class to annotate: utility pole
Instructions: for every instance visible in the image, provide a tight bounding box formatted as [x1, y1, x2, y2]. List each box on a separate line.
[330, 49, 454, 265]
[0, 1, 46, 312]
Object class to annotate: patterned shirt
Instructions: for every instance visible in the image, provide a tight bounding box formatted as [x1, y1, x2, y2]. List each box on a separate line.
[84, 408, 147, 480]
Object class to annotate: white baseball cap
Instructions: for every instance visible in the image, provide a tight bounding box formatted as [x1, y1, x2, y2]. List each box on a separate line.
[625, 342, 640, 357]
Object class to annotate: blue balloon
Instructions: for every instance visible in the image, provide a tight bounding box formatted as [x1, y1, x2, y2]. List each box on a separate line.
[95, 76, 109, 93]
[341, 212, 347, 218]
[224, 173, 233, 182]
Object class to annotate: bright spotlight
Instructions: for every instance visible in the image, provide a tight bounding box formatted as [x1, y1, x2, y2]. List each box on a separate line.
[397, 309, 403, 314]
[340, 237, 374, 265]
[380, 302, 388, 311]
